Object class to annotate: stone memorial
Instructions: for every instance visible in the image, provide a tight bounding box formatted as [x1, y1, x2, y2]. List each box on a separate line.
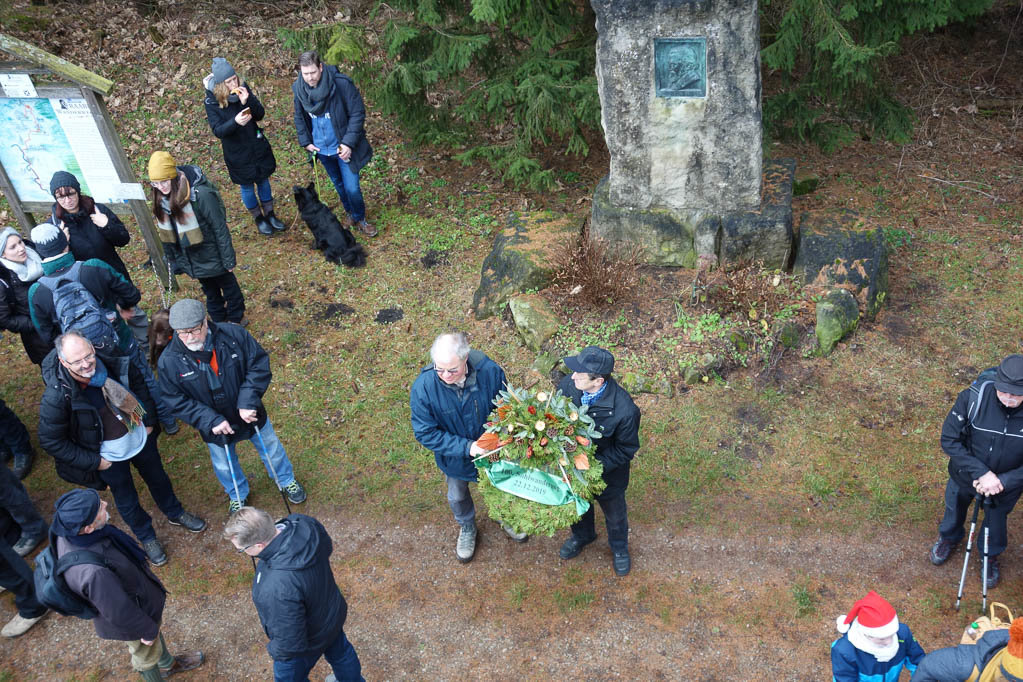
[589, 0, 794, 269]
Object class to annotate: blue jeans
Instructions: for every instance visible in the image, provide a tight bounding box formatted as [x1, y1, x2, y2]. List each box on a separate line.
[205, 419, 295, 502]
[239, 178, 273, 210]
[98, 432, 183, 544]
[272, 629, 363, 682]
[127, 339, 176, 428]
[316, 153, 366, 222]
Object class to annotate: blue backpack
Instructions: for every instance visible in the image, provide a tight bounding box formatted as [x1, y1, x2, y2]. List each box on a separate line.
[37, 261, 120, 352]
[33, 536, 109, 619]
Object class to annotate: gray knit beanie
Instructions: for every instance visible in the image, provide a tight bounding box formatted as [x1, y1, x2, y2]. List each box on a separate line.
[211, 58, 236, 86]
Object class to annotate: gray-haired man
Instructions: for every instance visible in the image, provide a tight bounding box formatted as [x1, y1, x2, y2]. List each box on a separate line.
[410, 332, 523, 563]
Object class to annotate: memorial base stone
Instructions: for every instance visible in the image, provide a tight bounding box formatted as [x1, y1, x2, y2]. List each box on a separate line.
[591, 159, 795, 270]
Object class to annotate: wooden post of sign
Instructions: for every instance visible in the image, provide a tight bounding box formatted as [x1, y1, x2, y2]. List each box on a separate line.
[0, 159, 35, 233]
[79, 88, 175, 292]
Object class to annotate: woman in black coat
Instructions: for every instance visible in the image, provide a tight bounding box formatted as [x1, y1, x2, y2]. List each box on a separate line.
[203, 57, 285, 237]
[0, 227, 51, 365]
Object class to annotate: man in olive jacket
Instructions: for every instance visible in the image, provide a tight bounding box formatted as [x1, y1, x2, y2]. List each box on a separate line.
[224, 507, 363, 682]
[556, 346, 641, 577]
[52, 488, 203, 681]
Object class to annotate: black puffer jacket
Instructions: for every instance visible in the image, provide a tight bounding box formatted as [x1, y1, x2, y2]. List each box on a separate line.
[203, 75, 276, 186]
[38, 350, 157, 488]
[159, 165, 236, 280]
[557, 376, 641, 474]
[50, 195, 133, 283]
[0, 263, 50, 364]
[252, 514, 348, 661]
[942, 382, 1023, 494]
[157, 320, 269, 445]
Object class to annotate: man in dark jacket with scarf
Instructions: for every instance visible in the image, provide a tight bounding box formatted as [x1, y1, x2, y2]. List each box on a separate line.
[929, 354, 1023, 589]
[557, 346, 640, 576]
[52, 488, 204, 681]
[411, 332, 523, 564]
[224, 507, 363, 682]
[158, 299, 305, 512]
[292, 50, 376, 237]
[38, 332, 206, 566]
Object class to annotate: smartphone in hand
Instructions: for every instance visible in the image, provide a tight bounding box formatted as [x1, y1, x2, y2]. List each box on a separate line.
[240, 107, 251, 116]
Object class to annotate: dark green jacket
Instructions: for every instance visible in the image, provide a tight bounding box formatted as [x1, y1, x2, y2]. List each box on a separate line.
[160, 165, 236, 280]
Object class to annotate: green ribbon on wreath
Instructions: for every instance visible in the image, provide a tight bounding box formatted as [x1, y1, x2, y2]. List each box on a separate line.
[480, 459, 590, 515]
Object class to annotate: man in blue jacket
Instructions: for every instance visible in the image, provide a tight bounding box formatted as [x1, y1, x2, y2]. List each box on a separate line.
[292, 50, 377, 237]
[224, 507, 363, 682]
[411, 332, 523, 563]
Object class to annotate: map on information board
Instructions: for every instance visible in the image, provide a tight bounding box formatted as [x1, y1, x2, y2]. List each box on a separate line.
[0, 97, 124, 204]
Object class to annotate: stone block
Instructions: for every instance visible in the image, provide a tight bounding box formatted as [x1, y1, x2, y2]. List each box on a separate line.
[509, 295, 560, 353]
[815, 288, 859, 355]
[794, 209, 889, 318]
[472, 211, 580, 319]
[617, 371, 674, 397]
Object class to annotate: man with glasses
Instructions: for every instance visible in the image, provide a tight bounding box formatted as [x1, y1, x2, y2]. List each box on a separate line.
[411, 332, 523, 564]
[224, 507, 363, 681]
[38, 331, 206, 566]
[158, 299, 306, 513]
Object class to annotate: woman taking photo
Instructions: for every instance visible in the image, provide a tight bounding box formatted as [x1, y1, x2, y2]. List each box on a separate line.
[203, 57, 285, 237]
[147, 151, 247, 326]
[0, 227, 50, 365]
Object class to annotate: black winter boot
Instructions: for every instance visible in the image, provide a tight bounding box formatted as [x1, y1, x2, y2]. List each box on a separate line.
[254, 215, 273, 236]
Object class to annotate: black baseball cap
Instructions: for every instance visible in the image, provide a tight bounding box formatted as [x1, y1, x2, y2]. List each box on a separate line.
[564, 346, 614, 375]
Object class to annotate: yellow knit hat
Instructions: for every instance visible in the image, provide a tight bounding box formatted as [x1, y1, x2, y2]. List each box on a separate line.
[147, 151, 177, 182]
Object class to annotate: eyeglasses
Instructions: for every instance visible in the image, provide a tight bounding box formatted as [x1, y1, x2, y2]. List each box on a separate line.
[235, 542, 258, 554]
[177, 322, 205, 337]
[54, 190, 77, 199]
[435, 365, 464, 376]
[150, 180, 172, 189]
[66, 353, 95, 369]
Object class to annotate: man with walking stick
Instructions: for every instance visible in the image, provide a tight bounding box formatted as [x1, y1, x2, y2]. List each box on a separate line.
[158, 299, 306, 513]
[930, 355, 1023, 589]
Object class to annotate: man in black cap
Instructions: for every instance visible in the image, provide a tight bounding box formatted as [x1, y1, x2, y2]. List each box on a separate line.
[50, 488, 204, 681]
[930, 354, 1023, 588]
[556, 346, 641, 576]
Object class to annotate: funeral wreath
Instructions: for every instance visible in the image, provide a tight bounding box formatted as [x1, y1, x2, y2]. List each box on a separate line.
[474, 385, 606, 536]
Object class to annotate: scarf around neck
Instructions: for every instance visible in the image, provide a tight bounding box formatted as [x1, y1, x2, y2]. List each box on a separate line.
[155, 174, 203, 248]
[293, 67, 333, 116]
[81, 357, 146, 430]
[1, 248, 43, 282]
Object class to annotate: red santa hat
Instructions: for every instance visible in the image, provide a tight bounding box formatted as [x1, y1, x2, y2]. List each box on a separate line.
[835, 591, 899, 638]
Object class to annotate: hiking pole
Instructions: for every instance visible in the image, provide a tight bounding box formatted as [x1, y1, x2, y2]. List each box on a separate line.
[956, 493, 983, 611]
[982, 496, 992, 612]
[253, 424, 291, 515]
[222, 442, 243, 511]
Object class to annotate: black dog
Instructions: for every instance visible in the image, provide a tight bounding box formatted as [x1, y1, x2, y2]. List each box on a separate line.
[293, 183, 367, 268]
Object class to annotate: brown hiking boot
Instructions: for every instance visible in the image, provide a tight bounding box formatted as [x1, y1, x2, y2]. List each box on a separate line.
[160, 651, 204, 677]
[355, 220, 378, 237]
